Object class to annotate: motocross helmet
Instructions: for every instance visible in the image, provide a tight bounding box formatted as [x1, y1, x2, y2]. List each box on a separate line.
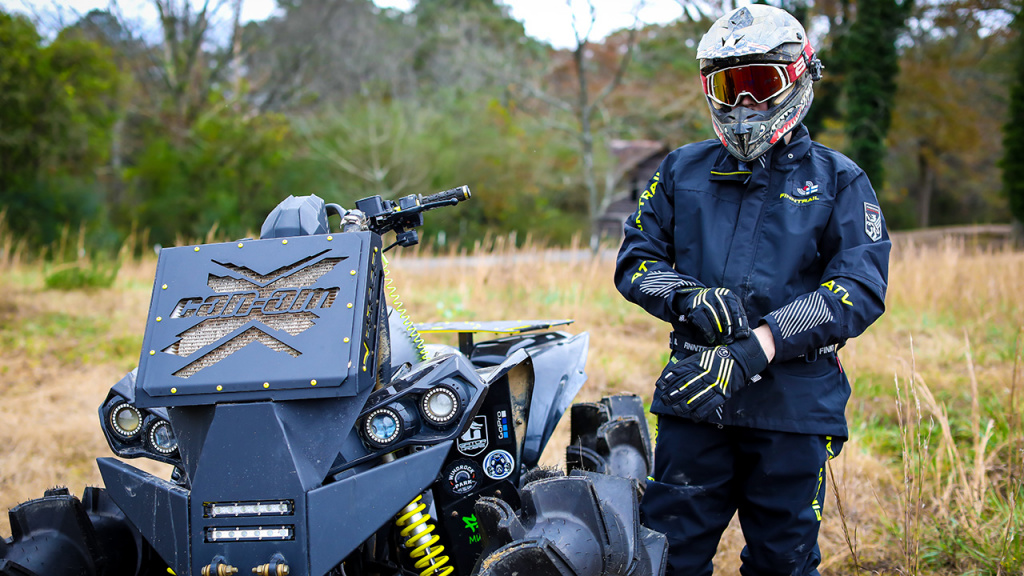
[696, 5, 822, 162]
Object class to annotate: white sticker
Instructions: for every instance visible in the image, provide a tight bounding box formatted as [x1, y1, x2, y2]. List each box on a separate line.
[457, 416, 488, 456]
[864, 203, 882, 242]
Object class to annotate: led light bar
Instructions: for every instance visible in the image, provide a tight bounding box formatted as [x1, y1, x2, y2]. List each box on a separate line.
[205, 525, 294, 542]
[205, 501, 294, 518]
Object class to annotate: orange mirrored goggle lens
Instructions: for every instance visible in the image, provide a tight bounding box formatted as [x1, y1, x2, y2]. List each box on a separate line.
[703, 64, 792, 107]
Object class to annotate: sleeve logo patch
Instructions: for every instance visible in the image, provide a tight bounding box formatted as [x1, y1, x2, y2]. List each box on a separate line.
[864, 203, 882, 242]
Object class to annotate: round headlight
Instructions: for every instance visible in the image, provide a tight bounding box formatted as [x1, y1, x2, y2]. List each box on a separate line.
[110, 403, 143, 438]
[149, 420, 178, 454]
[421, 386, 459, 426]
[364, 407, 403, 448]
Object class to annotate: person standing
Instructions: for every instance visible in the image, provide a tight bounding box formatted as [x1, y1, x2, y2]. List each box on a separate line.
[614, 5, 891, 575]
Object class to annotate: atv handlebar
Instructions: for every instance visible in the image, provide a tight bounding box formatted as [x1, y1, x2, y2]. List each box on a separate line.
[421, 185, 471, 206]
[350, 185, 472, 251]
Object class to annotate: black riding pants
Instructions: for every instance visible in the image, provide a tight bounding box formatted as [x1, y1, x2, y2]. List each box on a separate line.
[640, 414, 842, 576]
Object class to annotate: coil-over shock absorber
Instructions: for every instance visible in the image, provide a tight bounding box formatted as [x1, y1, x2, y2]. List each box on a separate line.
[394, 494, 453, 576]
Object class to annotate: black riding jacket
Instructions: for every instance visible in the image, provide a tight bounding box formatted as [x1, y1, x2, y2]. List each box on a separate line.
[614, 126, 890, 437]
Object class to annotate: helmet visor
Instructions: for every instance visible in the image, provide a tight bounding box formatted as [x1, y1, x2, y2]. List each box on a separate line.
[703, 64, 793, 107]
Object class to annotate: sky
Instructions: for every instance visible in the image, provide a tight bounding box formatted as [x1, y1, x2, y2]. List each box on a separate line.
[0, 0, 688, 49]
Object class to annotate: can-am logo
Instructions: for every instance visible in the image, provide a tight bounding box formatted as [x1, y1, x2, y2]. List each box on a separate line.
[161, 251, 344, 378]
[171, 287, 339, 320]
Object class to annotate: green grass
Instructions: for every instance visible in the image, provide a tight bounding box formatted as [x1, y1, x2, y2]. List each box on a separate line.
[0, 310, 141, 367]
[43, 260, 119, 290]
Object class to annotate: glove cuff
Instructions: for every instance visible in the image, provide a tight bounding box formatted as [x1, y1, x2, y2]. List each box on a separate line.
[728, 335, 769, 378]
[669, 289, 691, 318]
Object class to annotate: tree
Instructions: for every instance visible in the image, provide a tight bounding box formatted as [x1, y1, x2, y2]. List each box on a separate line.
[1002, 1, 1024, 227]
[842, 0, 911, 190]
[514, 1, 644, 251]
[411, 0, 542, 96]
[243, 0, 410, 110]
[612, 17, 711, 144]
[888, 0, 1013, 227]
[0, 10, 120, 247]
[796, 0, 850, 140]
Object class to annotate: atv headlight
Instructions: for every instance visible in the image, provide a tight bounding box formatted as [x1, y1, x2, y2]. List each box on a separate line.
[110, 403, 143, 438]
[148, 420, 178, 455]
[363, 406, 403, 448]
[420, 386, 460, 427]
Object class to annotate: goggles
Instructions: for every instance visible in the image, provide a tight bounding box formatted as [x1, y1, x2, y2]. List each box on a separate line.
[701, 43, 815, 107]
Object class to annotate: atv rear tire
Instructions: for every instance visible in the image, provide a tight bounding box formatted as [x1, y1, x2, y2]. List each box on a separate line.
[566, 395, 653, 489]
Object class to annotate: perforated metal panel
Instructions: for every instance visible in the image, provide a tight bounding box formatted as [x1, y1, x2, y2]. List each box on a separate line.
[134, 232, 382, 408]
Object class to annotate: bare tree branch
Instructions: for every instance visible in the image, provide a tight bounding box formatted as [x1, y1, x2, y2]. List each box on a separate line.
[592, 12, 640, 109]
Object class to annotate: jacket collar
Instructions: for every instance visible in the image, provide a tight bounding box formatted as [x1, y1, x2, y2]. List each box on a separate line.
[709, 148, 752, 183]
[708, 124, 811, 181]
[776, 124, 811, 165]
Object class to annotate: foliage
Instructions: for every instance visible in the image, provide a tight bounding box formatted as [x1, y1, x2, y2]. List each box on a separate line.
[121, 101, 306, 245]
[44, 260, 119, 290]
[614, 19, 712, 144]
[297, 95, 586, 246]
[0, 0, 1021, 253]
[884, 0, 1014, 228]
[411, 0, 546, 93]
[1003, 1, 1024, 226]
[842, 0, 911, 191]
[0, 12, 120, 247]
[243, 0, 412, 109]
[884, 349, 1023, 576]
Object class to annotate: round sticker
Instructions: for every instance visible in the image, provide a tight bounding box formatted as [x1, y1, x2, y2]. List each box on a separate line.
[482, 450, 515, 480]
[445, 460, 480, 495]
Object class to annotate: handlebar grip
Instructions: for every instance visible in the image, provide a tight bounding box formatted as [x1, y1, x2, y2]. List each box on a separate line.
[421, 185, 471, 205]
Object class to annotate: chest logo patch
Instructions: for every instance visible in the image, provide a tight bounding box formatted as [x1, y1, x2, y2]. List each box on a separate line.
[780, 180, 822, 205]
[864, 203, 883, 242]
[794, 181, 819, 197]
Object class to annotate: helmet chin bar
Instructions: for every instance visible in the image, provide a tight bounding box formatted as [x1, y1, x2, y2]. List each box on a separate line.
[715, 105, 771, 162]
[724, 106, 770, 128]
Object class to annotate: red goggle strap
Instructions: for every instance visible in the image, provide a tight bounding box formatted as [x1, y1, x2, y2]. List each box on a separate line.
[785, 41, 815, 82]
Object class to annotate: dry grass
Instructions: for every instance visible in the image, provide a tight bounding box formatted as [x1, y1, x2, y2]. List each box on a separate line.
[1, 235, 1022, 575]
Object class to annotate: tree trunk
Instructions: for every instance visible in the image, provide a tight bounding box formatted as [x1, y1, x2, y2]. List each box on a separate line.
[916, 146, 934, 228]
[574, 41, 601, 253]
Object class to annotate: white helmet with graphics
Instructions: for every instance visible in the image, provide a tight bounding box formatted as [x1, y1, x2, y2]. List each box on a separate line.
[696, 5, 822, 162]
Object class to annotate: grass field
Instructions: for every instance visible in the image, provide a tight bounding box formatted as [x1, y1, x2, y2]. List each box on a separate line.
[0, 234, 1022, 575]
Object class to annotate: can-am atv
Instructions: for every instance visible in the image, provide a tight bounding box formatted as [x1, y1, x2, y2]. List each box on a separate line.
[0, 187, 666, 576]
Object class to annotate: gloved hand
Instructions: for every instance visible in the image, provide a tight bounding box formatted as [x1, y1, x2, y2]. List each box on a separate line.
[655, 335, 769, 422]
[672, 287, 749, 344]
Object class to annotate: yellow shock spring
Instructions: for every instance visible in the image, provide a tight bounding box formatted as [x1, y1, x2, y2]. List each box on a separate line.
[394, 495, 453, 576]
[382, 256, 429, 362]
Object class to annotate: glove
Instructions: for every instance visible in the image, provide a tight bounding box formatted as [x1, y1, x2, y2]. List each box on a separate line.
[655, 335, 769, 422]
[673, 287, 749, 345]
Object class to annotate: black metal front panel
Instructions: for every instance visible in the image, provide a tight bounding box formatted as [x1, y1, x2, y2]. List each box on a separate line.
[134, 233, 382, 408]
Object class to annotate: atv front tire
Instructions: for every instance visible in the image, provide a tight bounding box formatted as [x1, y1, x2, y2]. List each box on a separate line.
[473, 471, 666, 576]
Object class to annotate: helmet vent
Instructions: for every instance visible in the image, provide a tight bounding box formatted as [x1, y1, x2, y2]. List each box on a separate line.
[729, 7, 753, 28]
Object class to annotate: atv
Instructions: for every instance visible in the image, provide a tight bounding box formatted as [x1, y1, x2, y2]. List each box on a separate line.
[0, 187, 666, 576]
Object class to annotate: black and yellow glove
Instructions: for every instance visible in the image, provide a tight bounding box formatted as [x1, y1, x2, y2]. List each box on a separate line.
[673, 287, 750, 344]
[656, 336, 768, 422]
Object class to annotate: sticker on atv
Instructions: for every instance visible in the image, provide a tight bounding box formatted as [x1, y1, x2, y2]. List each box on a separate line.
[483, 450, 515, 480]
[457, 415, 488, 456]
[445, 460, 481, 495]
